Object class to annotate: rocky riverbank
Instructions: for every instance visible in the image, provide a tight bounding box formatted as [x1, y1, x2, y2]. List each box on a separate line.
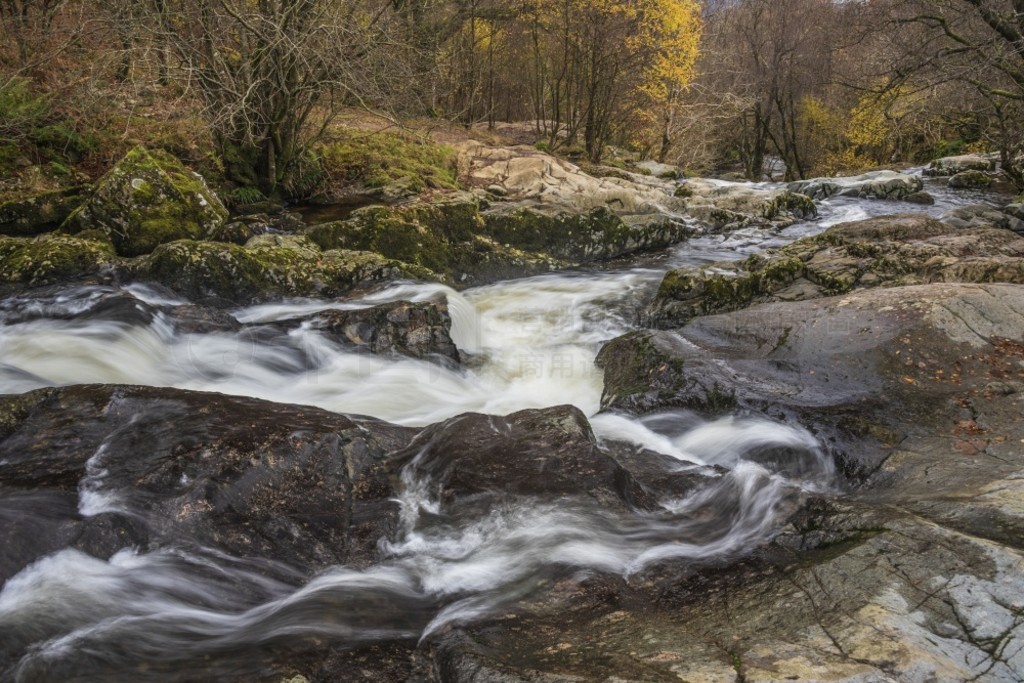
[3, 142, 1024, 682]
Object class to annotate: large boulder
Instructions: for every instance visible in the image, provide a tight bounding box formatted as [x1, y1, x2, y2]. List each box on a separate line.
[0, 186, 90, 237]
[64, 147, 228, 256]
[787, 170, 923, 201]
[924, 153, 997, 177]
[0, 385, 415, 582]
[645, 213, 1024, 327]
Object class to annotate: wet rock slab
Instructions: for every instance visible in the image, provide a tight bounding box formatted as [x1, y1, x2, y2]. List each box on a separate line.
[0, 385, 414, 581]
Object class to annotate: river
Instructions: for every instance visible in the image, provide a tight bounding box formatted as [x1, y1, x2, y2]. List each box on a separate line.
[0, 174, 997, 680]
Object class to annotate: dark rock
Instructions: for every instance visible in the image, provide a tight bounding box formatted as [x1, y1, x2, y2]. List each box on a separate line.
[208, 212, 306, 245]
[0, 186, 90, 237]
[392, 405, 659, 512]
[0, 385, 416, 580]
[904, 190, 935, 205]
[283, 299, 460, 361]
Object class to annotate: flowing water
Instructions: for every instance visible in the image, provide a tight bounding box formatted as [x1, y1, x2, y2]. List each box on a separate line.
[0, 175, 999, 679]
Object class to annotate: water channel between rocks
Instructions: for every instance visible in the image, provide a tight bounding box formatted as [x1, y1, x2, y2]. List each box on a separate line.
[0, 174, 1001, 679]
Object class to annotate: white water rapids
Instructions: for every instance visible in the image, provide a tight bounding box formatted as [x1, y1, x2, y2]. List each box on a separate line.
[0, 180, 987, 679]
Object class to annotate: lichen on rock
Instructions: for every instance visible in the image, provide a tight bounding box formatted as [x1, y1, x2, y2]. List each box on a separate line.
[136, 238, 436, 305]
[0, 233, 116, 290]
[64, 146, 228, 256]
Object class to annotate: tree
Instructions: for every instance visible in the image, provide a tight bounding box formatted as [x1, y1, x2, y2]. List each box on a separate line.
[520, 0, 700, 161]
[148, 0, 388, 195]
[882, 0, 1024, 187]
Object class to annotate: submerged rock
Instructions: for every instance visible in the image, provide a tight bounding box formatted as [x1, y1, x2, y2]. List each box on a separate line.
[645, 213, 1024, 327]
[787, 170, 923, 201]
[278, 298, 461, 362]
[64, 147, 228, 256]
[0, 186, 90, 237]
[391, 405, 664, 512]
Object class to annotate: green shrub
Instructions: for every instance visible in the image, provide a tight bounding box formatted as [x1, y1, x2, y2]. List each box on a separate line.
[0, 78, 48, 144]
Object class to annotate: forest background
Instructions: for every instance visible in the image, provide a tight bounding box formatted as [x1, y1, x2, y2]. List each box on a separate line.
[2, 0, 1023, 203]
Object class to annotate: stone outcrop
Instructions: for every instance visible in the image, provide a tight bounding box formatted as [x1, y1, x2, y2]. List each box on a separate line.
[578, 283, 1024, 681]
[645, 213, 1024, 327]
[64, 147, 228, 256]
[787, 170, 924, 200]
[675, 178, 817, 230]
[457, 142, 681, 215]
[924, 153, 997, 177]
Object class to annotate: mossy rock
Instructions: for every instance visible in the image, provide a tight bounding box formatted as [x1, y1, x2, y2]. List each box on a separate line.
[0, 234, 116, 289]
[306, 199, 483, 275]
[0, 186, 91, 237]
[948, 170, 993, 189]
[64, 146, 228, 256]
[136, 239, 436, 305]
[646, 212, 1024, 328]
[482, 206, 693, 261]
[763, 191, 816, 220]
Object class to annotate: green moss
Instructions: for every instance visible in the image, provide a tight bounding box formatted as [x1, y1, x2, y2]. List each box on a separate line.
[307, 199, 482, 276]
[64, 146, 228, 256]
[316, 131, 458, 194]
[658, 256, 804, 316]
[482, 206, 629, 260]
[0, 234, 116, 287]
[0, 186, 90, 237]
[138, 239, 436, 304]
